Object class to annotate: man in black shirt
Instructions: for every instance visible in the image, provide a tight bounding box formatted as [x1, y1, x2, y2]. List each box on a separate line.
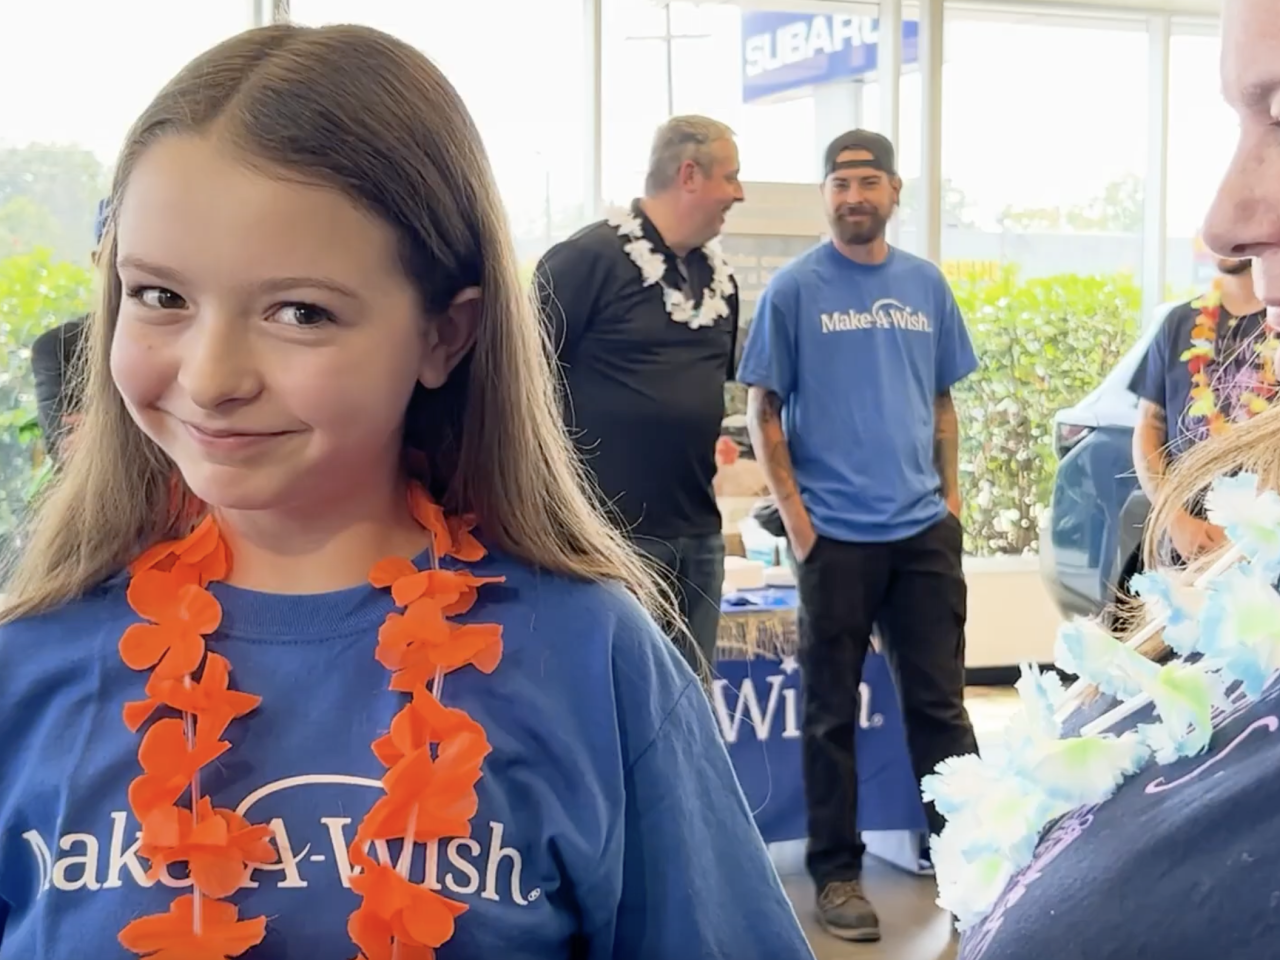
[537, 115, 744, 667]
[32, 318, 86, 462]
[1130, 255, 1269, 561]
[31, 199, 106, 464]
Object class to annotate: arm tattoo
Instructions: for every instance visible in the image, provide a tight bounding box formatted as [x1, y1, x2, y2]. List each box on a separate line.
[934, 391, 960, 502]
[1133, 400, 1170, 501]
[747, 387, 801, 503]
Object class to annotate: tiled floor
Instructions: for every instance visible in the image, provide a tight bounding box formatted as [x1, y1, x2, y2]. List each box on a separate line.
[779, 686, 1018, 959]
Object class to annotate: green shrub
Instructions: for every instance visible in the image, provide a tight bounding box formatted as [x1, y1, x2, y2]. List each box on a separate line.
[952, 267, 1141, 556]
[0, 249, 93, 535]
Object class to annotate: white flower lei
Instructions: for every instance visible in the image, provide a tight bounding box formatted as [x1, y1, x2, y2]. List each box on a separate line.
[924, 471, 1280, 932]
[606, 211, 734, 330]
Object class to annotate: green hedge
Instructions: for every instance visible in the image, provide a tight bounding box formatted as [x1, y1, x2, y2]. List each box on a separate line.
[0, 250, 92, 533]
[952, 268, 1141, 555]
[0, 251, 1142, 559]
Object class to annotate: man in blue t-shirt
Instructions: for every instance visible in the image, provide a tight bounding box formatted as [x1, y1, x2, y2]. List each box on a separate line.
[1130, 256, 1269, 563]
[738, 129, 979, 943]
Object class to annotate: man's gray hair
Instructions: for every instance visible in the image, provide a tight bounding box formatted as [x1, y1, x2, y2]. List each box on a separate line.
[645, 115, 735, 196]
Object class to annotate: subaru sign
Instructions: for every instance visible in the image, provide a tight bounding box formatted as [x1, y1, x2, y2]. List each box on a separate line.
[742, 11, 920, 104]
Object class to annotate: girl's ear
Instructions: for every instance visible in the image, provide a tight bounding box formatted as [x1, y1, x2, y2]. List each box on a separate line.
[419, 287, 481, 389]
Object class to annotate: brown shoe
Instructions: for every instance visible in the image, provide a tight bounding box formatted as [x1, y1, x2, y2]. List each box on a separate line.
[817, 880, 881, 942]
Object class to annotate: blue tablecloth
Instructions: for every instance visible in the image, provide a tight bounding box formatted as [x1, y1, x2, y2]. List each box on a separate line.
[713, 587, 927, 845]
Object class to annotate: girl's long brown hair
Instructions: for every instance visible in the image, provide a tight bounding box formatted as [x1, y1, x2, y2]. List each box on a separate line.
[3, 24, 673, 630]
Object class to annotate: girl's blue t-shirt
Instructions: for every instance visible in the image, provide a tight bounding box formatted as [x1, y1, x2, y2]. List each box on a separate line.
[0, 545, 815, 959]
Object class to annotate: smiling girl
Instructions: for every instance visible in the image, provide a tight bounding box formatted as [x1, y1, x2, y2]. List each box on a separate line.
[0, 24, 814, 960]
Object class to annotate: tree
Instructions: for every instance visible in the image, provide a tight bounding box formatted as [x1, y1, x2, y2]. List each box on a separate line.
[999, 173, 1145, 235]
[0, 144, 109, 264]
[997, 205, 1063, 232]
[1066, 173, 1144, 233]
[899, 177, 975, 229]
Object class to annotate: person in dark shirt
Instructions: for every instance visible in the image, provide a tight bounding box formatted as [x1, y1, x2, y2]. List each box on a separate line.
[956, 3, 1280, 956]
[1130, 255, 1268, 561]
[536, 115, 744, 668]
[30, 199, 107, 463]
[31, 319, 86, 462]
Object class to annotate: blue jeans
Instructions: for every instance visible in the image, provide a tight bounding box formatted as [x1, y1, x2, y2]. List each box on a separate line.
[633, 533, 726, 669]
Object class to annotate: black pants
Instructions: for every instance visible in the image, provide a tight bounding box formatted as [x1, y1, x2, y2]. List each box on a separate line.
[796, 514, 978, 888]
[634, 533, 726, 670]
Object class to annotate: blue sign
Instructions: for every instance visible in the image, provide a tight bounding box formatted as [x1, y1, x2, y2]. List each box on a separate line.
[742, 11, 920, 104]
[713, 614, 927, 844]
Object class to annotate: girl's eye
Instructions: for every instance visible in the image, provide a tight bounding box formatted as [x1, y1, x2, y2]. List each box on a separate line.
[127, 286, 187, 310]
[270, 303, 335, 327]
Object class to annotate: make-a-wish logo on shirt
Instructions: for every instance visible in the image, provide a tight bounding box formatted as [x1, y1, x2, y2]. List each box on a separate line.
[820, 298, 932, 334]
[21, 773, 540, 906]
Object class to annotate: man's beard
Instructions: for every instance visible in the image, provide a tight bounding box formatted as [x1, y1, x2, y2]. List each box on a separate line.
[830, 207, 888, 246]
[1218, 257, 1252, 276]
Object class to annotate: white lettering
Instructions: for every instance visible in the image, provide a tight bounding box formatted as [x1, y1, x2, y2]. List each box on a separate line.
[424, 837, 443, 891]
[28, 774, 537, 907]
[744, 34, 772, 78]
[820, 299, 932, 335]
[806, 15, 834, 57]
[21, 831, 53, 895]
[859, 681, 885, 729]
[831, 14, 859, 49]
[712, 674, 801, 744]
[320, 816, 400, 889]
[103, 812, 152, 889]
[482, 821, 528, 905]
[746, 16, 894, 80]
[244, 817, 310, 889]
[778, 22, 808, 64]
[52, 834, 101, 891]
[782, 685, 801, 738]
[322, 816, 359, 888]
[444, 838, 481, 895]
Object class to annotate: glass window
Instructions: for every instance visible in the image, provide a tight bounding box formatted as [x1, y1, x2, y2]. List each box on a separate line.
[855, 71, 924, 254]
[935, 13, 1150, 555]
[1166, 28, 1239, 296]
[603, 0, 825, 205]
[0, 1, 251, 542]
[938, 14, 1150, 284]
[290, 0, 591, 269]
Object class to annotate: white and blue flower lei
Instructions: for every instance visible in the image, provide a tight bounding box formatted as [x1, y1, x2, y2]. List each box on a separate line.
[924, 472, 1280, 930]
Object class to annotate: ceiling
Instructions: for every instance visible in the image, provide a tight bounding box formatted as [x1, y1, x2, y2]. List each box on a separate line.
[670, 0, 1220, 21]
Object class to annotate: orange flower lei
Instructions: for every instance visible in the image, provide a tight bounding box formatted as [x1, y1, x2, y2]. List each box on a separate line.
[1181, 283, 1279, 436]
[115, 484, 503, 960]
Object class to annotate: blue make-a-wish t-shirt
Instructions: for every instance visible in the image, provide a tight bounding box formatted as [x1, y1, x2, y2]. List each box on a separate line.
[0, 545, 815, 960]
[961, 677, 1280, 960]
[737, 242, 978, 543]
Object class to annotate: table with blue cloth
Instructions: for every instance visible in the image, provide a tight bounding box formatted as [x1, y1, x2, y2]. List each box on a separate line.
[713, 586, 928, 872]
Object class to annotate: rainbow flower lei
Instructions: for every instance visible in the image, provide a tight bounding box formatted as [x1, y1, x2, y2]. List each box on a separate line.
[924, 472, 1280, 930]
[1180, 284, 1278, 435]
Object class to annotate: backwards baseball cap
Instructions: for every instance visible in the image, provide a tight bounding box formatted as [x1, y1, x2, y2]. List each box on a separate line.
[824, 129, 897, 178]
